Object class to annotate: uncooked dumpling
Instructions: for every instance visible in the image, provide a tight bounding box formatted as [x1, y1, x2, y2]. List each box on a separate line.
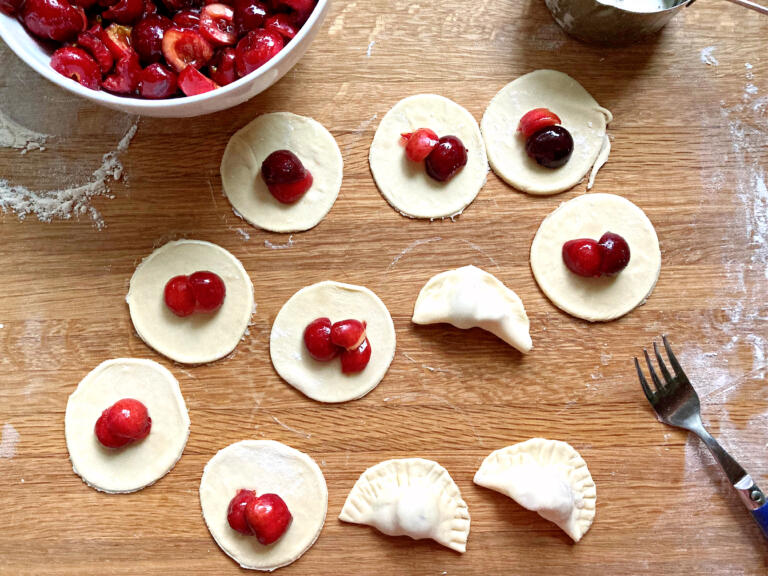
[412, 265, 532, 353]
[339, 458, 470, 553]
[482, 69, 612, 195]
[474, 438, 596, 542]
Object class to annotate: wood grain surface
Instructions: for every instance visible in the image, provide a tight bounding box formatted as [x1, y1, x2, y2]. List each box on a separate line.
[1, 1, 767, 574]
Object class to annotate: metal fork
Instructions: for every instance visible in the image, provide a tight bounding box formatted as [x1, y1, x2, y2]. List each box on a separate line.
[635, 335, 768, 539]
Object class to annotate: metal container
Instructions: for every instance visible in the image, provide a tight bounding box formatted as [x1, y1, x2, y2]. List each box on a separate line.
[544, 0, 694, 45]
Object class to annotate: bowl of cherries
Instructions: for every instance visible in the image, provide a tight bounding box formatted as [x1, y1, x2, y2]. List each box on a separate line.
[0, 0, 328, 117]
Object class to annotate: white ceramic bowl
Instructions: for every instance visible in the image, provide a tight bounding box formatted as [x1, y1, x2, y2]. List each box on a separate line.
[0, 0, 329, 117]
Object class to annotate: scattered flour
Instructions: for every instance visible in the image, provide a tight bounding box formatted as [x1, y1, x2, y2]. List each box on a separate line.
[264, 235, 294, 250]
[270, 415, 311, 439]
[0, 109, 48, 154]
[366, 40, 375, 57]
[700, 46, 719, 66]
[0, 423, 20, 459]
[236, 228, 250, 241]
[0, 119, 139, 229]
[387, 236, 442, 270]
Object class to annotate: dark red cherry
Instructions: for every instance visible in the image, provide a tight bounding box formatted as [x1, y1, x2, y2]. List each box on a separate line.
[50, 46, 101, 90]
[425, 135, 468, 182]
[234, 28, 283, 77]
[303, 317, 338, 362]
[525, 125, 574, 169]
[562, 238, 603, 278]
[131, 14, 172, 64]
[598, 232, 630, 275]
[139, 62, 178, 98]
[188, 271, 226, 312]
[233, 0, 266, 35]
[22, 0, 86, 42]
[261, 149, 312, 204]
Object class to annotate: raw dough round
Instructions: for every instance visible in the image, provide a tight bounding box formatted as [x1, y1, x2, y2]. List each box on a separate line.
[481, 69, 613, 195]
[369, 94, 488, 219]
[530, 193, 661, 321]
[270, 281, 396, 403]
[65, 358, 190, 494]
[199, 440, 327, 571]
[127, 239, 254, 365]
[221, 112, 343, 233]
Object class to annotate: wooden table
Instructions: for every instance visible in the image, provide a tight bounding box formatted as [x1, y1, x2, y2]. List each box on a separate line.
[1, 1, 767, 574]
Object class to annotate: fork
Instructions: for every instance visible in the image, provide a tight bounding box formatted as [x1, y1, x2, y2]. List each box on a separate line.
[634, 335, 768, 539]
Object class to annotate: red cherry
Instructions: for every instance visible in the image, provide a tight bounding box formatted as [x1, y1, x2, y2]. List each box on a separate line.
[106, 398, 152, 441]
[303, 317, 339, 362]
[22, 0, 86, 42]
[234, 28, 283, 77]
[77, 26, 114, 73]
[164, 275, 196, 316]
[274, 0, 313, 25]
[562, 238, 603, 278]
[139, 62, 178, 98]
[261, 149, 313, 204]
[330, 319, 366, 351]
[50, 46, 101, 90]
[178, 65, 219, 95]
[131, 14, 172, 64]
[102, 0, 143, 25]
[340, 337, 371, 374]
[159, 0, 193, 12]
[101, 23, 134, 60]
[517, 108, 562, 140]
[598, 232, 630, 275]
[425, 135, 468, 182]
[208, 47, 237, 85]
[141, 0, 157, 16]
[233, 0, 266, 35]
[245, 493, 292, 545]
[162, 27, 213, 72]
[0, 0, 24, 16]
[227, 489, 257, 535]
[200, 3, 236, 45]
[189, 271, 226, 312]
[401, 128, 439, 163]
[94, 411, 131, 448]
[101, 52, 141, 93]
[264, 13, 297, 40]
[172, 8, 200, 29]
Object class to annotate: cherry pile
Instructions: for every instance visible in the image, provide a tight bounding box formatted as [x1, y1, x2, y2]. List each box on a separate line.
[562, 232, 631, 278]
[2, 0, 317, 98]
[401, 128, 468, 183]
[261, 149, 313, 204]
[227, 489, 293, 545]
[95, 398, 152, 448]
[518, 108, 574, 169]
[304, 318, 371, 374]
[164, 271, 226, 317]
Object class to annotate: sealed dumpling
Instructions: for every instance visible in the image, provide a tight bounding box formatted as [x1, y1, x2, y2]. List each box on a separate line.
[474, 438, 596, 542]
[339, 458, 470, 552]
[412, 265, 532, 353]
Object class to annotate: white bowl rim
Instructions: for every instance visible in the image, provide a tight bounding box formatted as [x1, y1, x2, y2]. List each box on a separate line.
[0, 0, 327, 109]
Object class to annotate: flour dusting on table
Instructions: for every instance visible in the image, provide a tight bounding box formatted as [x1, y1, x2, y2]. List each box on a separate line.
[0, 119, 138, 229]
[0, 423, 20, 459]
[0, 109, 49, 154]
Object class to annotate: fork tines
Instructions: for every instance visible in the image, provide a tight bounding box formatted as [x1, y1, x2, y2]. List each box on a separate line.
[634, 335, 685, 401]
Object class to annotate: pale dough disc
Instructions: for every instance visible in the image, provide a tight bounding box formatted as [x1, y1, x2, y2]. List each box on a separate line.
[221, 112, 343, 233]
[530, 193, 661, 322]
[199, 440, 328, 571]
[369, 94, 489, 219]
[65, 358, 190, 494]
[127, 239, 254, 365]
[481, 69, 613, 195]
[270, 281, 396, 403]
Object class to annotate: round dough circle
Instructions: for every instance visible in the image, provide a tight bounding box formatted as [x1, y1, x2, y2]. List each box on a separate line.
[65, 358, 190, 493]
[199, 440, 328, 571]
[221, 112, 343, 233]
[270, 281, 396, 403]
[530, 193, 661, 321]
[481, 69, 612, 196]
[127, 239, 254, 365]
[369, 94, 488, 219]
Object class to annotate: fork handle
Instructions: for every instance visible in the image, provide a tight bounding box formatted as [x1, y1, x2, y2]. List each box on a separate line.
[697, 428, 768, 538]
